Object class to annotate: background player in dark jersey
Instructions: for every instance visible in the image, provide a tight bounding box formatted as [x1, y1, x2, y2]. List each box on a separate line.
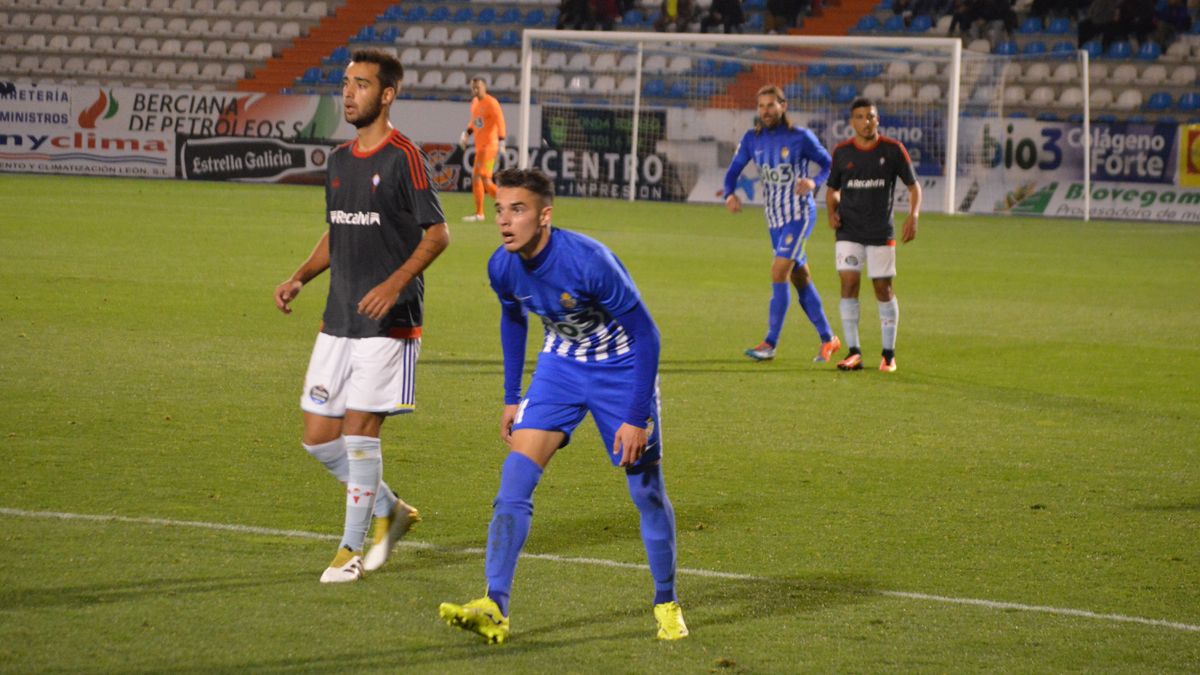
[438, 168, 687, 643]
[724, 85, 841, 364]
[273, 49, 450, 582]
[825, 97, 920, 373]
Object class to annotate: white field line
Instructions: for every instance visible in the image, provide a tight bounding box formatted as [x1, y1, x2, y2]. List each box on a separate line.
[3, 507, 1198, 634]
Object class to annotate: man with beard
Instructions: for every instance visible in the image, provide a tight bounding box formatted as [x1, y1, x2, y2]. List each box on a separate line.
[273, 48, 450, 582]
[724, 84, 840, 364]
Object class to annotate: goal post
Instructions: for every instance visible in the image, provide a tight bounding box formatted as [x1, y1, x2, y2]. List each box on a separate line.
[518, 30, 964, 213]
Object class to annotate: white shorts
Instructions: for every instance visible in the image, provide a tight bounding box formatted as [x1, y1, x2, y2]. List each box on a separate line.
[300, 332, 420, 417]
[835, 240, 897, 279]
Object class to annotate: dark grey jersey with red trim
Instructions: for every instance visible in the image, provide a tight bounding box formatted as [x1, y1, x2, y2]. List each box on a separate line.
[827, 136, 917, 246]
[322, 129, 445, 338]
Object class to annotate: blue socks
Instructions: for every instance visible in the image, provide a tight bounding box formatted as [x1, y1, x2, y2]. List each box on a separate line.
[765, 281, 789, 346]
[485, 452, 543, 617]
[627, 463, 678, 605]
[797, 283, 834, 343]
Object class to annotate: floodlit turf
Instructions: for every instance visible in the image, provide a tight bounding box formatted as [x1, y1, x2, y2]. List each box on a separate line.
[1, 174, 1198, 672]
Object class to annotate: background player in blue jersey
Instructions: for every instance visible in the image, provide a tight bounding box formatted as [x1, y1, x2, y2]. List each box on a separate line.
[438, 168, 688, 644]
[825, 97, 920, 373]
[724, 84, 841, 364]
[273, 49, 449, 582]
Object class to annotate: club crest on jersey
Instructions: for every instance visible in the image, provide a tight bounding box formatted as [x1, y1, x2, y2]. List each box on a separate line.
[559, 293, 577, 309]
[331, 177, 341, 190]
[309, 385, 329, 405]
[780, 147, 790, 159]
[371, 173, 381, 192]
[846, 162, 855, 170]
[784, 234, 795, 245]
[880, 157, 886, 165]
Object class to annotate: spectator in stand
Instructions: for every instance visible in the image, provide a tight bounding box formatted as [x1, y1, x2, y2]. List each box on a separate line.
[700, 0, 746, 32]
[765, 0, 803, 33]
[893, 0, 950, 28]
[590, 0, 620, 29]
[558, 0, 590, 29]
[949, 0, 1015, 36]
[1078, 0, 1120, 48]
[1115, 0, 1155, 44]
[1151, 0, 1193, 47]
[655, 0, 696, 31]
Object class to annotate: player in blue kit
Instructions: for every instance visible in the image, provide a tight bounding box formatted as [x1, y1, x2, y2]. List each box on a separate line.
[438, 168, 687, 644]
[724, 84, 841, 363]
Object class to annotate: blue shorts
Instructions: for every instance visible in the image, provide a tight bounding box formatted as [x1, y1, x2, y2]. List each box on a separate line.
[512, 354, 663, 469]
[768, 201, 817, 265]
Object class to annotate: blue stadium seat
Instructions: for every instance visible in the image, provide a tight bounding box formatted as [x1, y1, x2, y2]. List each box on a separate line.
[497, 30, 519, 47]
[860, 63, 884, 78]
[876, 0, 892, 9]
[1022, 40, 1046, 55]
[697, 80, 719, 98]
[324, 46, 349, 65]
[524, 8, 545, 25]
[809, 82, 831, 100]
[909, 15, 932, 32]
[476, 7, 496, 23]
[300, 66, 321, 84]
[697, 58, 718, 76]
[451, 7, 472, 22]
[833, 83, 858, 103]
[1050, 40, 1074, 55]
[1095, 113, 1117, 123]
[499, 7, 521, 23]
[783, 82, 803, 99]
[405, 5, 426, 22]
[623, 8, 644, 24]
[1046, 17, 1070, 34]
[545, 9, 559, 25]
[382, 4, 403, 20]
[472, 29, 495, 46]
[1136, 41, 1162, 60]
[853, 15, 880, 32]
[718, 61, 742, 77]
[429, 6, 450, 22]
[745, 12, 763, 30]
[325, 69, 342, 84]
[667, 80, 689, 98]
[883, 15, 905, 31]
[1104, 41, 1132, 59]
[1178, 92, 1200, 112]
[834, 63, 856, 78]
[1036, 112, 1059, 121]
[1082, 40, 1103, 58]
[993, 40, 1017, 55]
[643, 79, 666, 97]
[744, 0, 765, 8]
[1010, 111, 1029, 118]
[355, 25, 375, 42]
[1017, 16, 1041, 34]
[806, 63, 828, 78]
[1067, 113, 1083, 123]
[377, 26, 398, 42]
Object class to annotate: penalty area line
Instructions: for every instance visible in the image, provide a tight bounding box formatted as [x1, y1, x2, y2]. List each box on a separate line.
[3, 507, 1197, 633]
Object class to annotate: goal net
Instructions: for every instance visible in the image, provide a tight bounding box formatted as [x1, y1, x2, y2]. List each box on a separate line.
[517, 30, 1090, 217]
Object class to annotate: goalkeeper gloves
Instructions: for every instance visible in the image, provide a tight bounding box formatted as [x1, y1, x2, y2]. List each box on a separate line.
[498, 138, 507, 156]
[458, 131, 468, 150]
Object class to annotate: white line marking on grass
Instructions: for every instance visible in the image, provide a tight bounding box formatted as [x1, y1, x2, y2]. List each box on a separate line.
[4, 507, 1197, 633]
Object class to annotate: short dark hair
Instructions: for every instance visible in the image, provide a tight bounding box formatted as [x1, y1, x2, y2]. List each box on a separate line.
[350, 48, 403, 91]
[850, 97, 876, 113]
[496, 168, 554, 204]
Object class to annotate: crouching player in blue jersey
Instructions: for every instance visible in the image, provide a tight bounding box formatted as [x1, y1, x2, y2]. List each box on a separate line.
[724, 84, 841, 363]
[438, 168, 687, 644]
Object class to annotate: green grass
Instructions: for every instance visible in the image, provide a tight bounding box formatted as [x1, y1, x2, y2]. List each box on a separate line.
[1, 174, 1198, 673]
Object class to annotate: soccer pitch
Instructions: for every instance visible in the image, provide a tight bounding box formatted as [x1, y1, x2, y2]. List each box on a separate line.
[1, 174, 1198, 672]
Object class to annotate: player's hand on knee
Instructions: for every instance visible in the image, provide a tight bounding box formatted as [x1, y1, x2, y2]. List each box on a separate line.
[612, 423, 648, 467]
[274, 279, 303, 314]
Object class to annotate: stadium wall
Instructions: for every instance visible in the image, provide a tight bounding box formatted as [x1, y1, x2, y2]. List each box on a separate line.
[3, 80, 1200, 223]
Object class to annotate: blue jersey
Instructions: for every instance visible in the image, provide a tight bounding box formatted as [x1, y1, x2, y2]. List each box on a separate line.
[723, 124, 832, 230]
[488, 228, 642, 363]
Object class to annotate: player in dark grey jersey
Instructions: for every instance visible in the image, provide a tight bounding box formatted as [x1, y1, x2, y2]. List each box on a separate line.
[825, 98, 920, 372]
[273, 48, 450, 582]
